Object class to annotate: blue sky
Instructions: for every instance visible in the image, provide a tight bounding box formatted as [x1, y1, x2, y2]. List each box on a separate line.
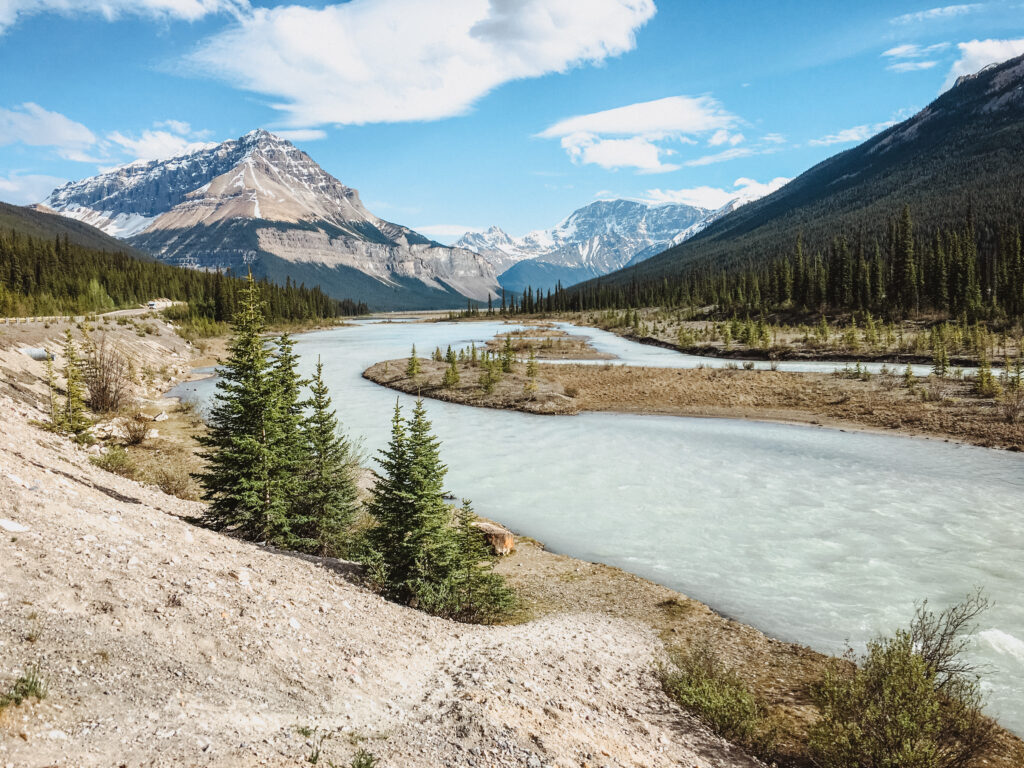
[1, 0, 1023, 241]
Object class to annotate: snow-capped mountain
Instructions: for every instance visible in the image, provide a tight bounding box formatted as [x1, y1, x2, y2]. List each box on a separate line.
[40, 130, 499, 310]
[455, 199, 709, 293]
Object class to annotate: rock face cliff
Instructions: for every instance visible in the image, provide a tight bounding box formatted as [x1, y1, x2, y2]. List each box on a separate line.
[40, 130, 500, 310]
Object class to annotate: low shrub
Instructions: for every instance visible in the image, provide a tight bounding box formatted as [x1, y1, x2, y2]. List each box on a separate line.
[659, 644, 775, 752]
[123, 413, 151, 446]
[150, 464, 198, 500]
[0, 665, 47, 710]
[809, 591, 995, 768]
[90, 445, 137, 478]
[350, 750, 377, 768]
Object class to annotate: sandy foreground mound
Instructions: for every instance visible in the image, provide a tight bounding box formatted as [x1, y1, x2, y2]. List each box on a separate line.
[0, 395, 760, 768]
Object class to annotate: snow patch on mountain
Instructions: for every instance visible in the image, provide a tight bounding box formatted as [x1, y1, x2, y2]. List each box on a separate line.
[41, 130, 499, 306]
[455, 199, 710, 282]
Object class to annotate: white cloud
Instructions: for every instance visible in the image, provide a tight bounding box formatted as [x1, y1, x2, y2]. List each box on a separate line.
[538, 95, 735, 139]
[890, 4, 981, 25]
[0, 0, 248, 34]
[540, 95, 739, 172]
[888, 60, 939, 72]
[189, 0, 656, 126]
[882, 41, 949, 73]
[559, 133, 680, 173]
[0, 103, 98, 161]
[104, 120, 215, 162]
[942, 37, 1024, 89]
[273, 129, 327, 142]
[106, 129, 215, 162]
[762, 133, 786, 144]
[155, 119, 192, 134]
[0, 172, 67, 204]
[683, 147, 755, 166]
[808, 125, 875, 146]
[882, 42, 950, 58]
[708, 129, 744, 147]
[643, 176, 790, 209]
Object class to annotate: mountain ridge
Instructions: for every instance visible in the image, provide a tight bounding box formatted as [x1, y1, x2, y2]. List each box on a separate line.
[455, 199, 709, 294]
[578, 53, 1024, 295]
[40, 130, 500, 310]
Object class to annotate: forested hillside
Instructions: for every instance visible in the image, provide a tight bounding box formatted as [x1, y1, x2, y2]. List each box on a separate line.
[0, 204, 366, 320]
[550, 54, 1024, 322]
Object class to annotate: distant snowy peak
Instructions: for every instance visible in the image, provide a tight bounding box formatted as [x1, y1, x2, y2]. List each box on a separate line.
[454, 225, 547, 273]
[456, 199, 710, 278]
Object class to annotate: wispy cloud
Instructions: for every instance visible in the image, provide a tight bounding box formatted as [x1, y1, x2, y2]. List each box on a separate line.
[890, 4, 982, 25]
[683, 147, 755, 167]
[0, 103, 98, 161]
[708, 129, 745, 147]
[808, 125, 875, 146]
[889, 60, 940, 72]
[942, 37, 1024, 89]
[883, 42, 950, 58]
[0, 171, 68, 204]
[0, 0, 249, 35]
[106, 127, 215, 163]
[808, 109, 914, 147]
[643, 176, 790, 210]
[882, 41, 950, 72]
[539, 95, 739, 172]
[189, 0, 656, 127]
[273, 129, 327, 142]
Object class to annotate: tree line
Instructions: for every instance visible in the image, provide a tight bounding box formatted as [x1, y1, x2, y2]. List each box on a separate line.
[198, 276, 513, 623]
[489, 207, 1024, 325]
[0, 230, 367, 320]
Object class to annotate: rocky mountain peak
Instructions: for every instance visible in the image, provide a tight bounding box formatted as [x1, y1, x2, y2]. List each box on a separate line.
[40, 131, 500, 309]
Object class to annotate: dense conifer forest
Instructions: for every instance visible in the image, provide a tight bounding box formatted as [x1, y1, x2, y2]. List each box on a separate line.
[0, 228, 367, 320]
[503, 207, 1024, 326]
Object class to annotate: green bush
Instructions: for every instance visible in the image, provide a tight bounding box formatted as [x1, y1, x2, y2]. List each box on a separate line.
[90, 445, 137, 478]
[660, 644, 774, 750]
[0, 665, 47, 710]
[350, 749, 377, 768]
[809, 591, 995, 768]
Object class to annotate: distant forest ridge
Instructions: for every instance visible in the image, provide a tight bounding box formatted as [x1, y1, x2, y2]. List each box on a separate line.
[0, 227, 367, 320]
[508, 206, 1024, 324]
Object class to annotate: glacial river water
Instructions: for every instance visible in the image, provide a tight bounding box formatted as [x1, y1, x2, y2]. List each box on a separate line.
[170, 319, 1024, 733]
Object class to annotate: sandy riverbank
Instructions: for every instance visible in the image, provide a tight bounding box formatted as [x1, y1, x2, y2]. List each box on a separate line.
[5, 313, 1023, 767]
[364, 350, 1024, 451]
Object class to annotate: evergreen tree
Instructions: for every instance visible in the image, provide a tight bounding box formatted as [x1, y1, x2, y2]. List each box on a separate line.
[271, 333, 312, 540]
[448, 500, 515, 623]
[196, 275, 290, 542]
[406, 344, 421, 379]
[61, 330, 89, 435]
[367, 401, 414, 587]
[45, 353, 59, 427]
[294, 357, 360, 556]
[403, 400, 458, 603]
[442, 357, 460, 388]
[501, 336, 515, 372]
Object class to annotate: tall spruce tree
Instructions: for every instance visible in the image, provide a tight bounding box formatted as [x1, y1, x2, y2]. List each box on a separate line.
[271, 332, 310, 535]
[196, 275, 290, 542]
[368, 400, 455, 603]
[295, 357, 360, 556]
[61, 329, 89, 435]
[367, 401, 415, 587]
[449, 500, 515, 623]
